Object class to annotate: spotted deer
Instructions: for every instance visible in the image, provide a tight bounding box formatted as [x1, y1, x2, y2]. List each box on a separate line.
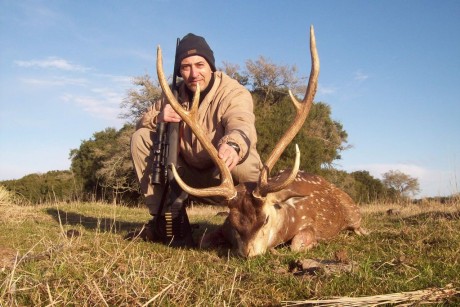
[156, 26, 366, 257]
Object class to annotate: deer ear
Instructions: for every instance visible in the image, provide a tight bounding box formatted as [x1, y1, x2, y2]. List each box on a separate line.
[266, 188, 304, 204]
[261, 169, 303, 204]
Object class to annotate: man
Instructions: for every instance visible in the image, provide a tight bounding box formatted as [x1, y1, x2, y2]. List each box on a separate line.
[130, 33, 262, 240]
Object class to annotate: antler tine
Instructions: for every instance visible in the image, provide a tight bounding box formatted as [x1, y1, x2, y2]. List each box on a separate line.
[255, 25, 320, 198]
[156, 46, 237, 200]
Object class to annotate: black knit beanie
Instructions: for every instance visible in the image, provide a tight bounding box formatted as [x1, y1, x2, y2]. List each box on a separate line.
[175, 33, 216, 76]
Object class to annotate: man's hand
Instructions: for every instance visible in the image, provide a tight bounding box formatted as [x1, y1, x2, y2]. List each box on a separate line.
[218, 143, 240, 171]
[158, 104, 182, 123]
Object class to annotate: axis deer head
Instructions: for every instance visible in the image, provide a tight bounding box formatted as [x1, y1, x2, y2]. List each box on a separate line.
[156, 26, 366, 257]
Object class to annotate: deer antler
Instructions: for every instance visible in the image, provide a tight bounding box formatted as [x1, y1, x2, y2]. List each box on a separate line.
[254, 25, 320, 198]
[156, 47, 237, 200]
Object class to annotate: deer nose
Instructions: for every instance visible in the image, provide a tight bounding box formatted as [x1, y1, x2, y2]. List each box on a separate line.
[237, 249, 249, 258]
[236, 245, 251, 258]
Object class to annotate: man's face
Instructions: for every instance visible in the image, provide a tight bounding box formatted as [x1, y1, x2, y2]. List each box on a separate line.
[180, 55, 213, 93]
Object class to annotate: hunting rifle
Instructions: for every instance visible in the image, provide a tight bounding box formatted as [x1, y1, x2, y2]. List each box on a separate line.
[151, 37, 194, 247]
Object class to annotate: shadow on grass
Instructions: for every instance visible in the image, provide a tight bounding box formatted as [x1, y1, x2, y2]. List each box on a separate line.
[45, 208, 144, 233]
[45, 208, 231, 253]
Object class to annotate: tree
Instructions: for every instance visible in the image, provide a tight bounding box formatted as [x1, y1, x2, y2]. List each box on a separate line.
[220, 61, 249, 86]
[95, 125, 139, 204]
[322, 169, 358, 201]
[382, 170, 420, 198]
[1, 170, 79, 204]
[245, 56, 299, 104]
[351, 171, 387, 203]
[69, 125, 141, 204]
[69, 127, 118, 199]
[69, 74, 163, 204]
[254, 95, 349, 174]
[119, 75, 162, 124]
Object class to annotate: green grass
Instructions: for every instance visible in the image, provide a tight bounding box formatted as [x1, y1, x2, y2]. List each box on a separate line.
[1, 201, 459, 305]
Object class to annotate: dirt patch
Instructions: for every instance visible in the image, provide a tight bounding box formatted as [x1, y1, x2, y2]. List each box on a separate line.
[289, 258, 357, 277]
[272, 249, 357, 278]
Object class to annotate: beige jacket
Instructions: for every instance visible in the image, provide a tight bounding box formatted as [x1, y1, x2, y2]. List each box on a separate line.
[136, 71, 262, 182]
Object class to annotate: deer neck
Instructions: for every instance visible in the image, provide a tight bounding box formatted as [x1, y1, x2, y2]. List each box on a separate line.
[263, 194, 309, 247]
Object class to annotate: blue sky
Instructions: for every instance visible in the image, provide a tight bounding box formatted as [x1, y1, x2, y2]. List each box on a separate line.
[1, 0, 459, 197]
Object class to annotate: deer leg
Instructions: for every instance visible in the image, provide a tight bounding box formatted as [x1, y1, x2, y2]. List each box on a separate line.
[290, 227, 318, 252]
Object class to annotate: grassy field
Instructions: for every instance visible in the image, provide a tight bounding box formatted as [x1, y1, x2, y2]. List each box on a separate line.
[1, 199, 459, 306]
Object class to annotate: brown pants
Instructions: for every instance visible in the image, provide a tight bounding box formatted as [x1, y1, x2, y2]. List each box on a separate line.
[131, 128, 261, 215]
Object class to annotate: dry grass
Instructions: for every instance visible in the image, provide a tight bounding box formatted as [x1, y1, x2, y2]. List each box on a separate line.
[0, 185, 12, 205]
[0, 200, 459, 306]
[283, 284, 459, 306]
[360, 200, 460, 217]
[187, 202, 227, 216]
[0, 185, 30, 206]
